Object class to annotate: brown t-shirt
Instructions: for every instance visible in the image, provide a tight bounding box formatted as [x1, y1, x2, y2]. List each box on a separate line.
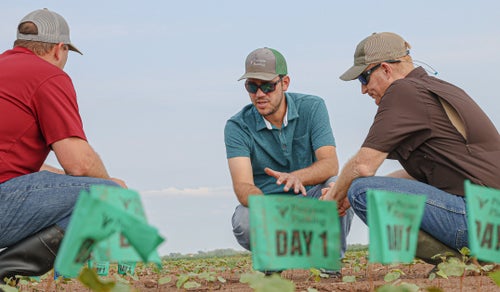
[363, 67, 500, 196]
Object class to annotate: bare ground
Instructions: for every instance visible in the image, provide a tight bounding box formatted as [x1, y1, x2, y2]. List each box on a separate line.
[6, 258, 500, 291]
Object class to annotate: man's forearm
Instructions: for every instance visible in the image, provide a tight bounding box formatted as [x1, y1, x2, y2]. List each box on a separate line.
[292, 157, 338, 187]
[331, 158, 358, 202]
[40, 164, 65, 174]
[234, 183, 263, 207]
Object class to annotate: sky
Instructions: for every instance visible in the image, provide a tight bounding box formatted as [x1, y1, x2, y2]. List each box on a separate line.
[1, 1, 499, 256]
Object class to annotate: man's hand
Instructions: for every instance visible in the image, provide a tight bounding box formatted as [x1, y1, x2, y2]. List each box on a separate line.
[320, 181, 335, 199]
[320, 182, 350, 216]
[264, 167, 306, 195]
[337, 197, 351, 217]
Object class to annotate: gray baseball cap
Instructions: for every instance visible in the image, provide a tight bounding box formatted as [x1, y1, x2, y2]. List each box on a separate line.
[340, 32, 410, 81]
[17, 8, 82, 55]
[238, 47, 287, 81]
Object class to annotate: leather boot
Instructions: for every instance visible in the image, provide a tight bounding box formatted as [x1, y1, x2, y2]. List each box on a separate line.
[0, 225, 64, 284]
[416, 230, 461, 266]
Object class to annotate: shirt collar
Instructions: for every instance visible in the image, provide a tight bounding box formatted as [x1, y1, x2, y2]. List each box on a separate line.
[263, 107, 288, 130]
[254, 92, 299, 131]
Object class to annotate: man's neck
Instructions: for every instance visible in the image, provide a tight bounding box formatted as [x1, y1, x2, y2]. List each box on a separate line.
[264, 106, 288, 129]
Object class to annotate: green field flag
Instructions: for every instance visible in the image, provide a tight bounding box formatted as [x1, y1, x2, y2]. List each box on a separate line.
[55, 185, 165, 277]
[367, 189, 426, 264]
[249, 195, 341, 271]
[118, 261, 137, 275]
[87, 260, 110, 276]
[465, 180, 500, 262]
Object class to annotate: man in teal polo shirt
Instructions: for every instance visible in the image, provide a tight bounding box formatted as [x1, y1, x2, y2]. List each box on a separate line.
[224, 47, 353, 277]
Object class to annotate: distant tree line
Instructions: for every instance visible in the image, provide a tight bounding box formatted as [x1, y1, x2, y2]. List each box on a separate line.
[162, 248, 250, 260]
[162, 244, 367, 260]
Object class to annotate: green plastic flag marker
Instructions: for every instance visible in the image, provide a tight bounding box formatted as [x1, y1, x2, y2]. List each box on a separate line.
[249, 195, 341, 271]
[367, 189, 426, 264]
[117, 262, 136, 275]
[465, 180, 500, 262]
[55, 185, 165, 278]
[87, 260, 110, 276]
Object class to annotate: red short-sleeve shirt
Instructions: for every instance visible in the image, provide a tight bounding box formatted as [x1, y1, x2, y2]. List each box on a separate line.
[0, 47, 86, 183]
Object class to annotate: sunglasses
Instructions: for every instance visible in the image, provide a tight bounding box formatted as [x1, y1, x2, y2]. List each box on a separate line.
[358, 60, 401, 85]
[245, 78, 282, 94]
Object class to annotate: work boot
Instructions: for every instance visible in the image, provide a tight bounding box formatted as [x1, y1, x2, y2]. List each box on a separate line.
[0, 225, 64, 284]
[416, 230, 461, 266]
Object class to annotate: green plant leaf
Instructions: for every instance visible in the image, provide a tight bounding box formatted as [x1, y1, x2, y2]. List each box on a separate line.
[459, 246, 470, 256]
[176, 274, 189, 289]
[435, 270, 448, 279]
[399, 282, 420, 292]
[240, 272, 264, 284]
[342, 275, 356, 283]
[217, 276, 227, 283]
[240, 272, 294, 292]
[488, 270, 500, 286]
[437, 257, 465, 277]
[0, 284, 18, 292]
[184, 281, 201, 288]
[309, 268, 321, 276]
[158, 276, 171, 285]
[482, 264, 496, 272]
[384, 271, 401, 282]
[307, 288, 319, 292]
[198, 271, 216, 282]
[77, 267, 116, 292]
[376, 284, 410, 291]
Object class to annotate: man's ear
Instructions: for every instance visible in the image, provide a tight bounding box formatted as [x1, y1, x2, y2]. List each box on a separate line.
[53, 42, 65, 61]
[281, 75, 291, 91]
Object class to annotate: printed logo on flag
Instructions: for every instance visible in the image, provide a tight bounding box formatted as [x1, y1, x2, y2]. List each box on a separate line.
[367, 189, 426, 264]
[465, 180, 500, 262]
[249, 195, 341, 271]
[55, 186, 165, 277]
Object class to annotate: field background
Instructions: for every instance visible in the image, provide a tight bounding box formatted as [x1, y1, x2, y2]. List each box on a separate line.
[3, 246, 500, 292]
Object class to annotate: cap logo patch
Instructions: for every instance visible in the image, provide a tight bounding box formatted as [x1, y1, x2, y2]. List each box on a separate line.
[250, 59, 267, 67]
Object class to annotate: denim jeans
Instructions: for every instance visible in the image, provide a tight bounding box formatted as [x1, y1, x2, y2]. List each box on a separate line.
[347, 176, 468, 250]
[231, 177, 354, 258]
[0, 170, 120, 248]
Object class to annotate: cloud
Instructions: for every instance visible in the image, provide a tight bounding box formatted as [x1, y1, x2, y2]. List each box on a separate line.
[141, 186, 234, 198]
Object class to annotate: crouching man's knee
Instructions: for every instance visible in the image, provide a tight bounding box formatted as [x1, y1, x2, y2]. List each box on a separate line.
[231, 205, 251, 251]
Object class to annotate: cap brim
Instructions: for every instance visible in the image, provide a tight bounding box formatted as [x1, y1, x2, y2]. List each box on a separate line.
[238, 72, 278, 81]
[68, 43, 82, 55]
[339, 64, 369, 81]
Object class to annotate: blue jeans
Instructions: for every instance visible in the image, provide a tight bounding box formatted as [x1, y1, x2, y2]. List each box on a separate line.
[347, 176, 468, 250]
[231, 177, 354, 258]
[0, 171, 120, 248]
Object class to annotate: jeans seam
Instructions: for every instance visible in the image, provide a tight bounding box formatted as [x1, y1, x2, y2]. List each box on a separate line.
[426, 199, 466, 215]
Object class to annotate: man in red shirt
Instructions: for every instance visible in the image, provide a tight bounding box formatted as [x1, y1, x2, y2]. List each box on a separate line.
[0, 8, 126, 283]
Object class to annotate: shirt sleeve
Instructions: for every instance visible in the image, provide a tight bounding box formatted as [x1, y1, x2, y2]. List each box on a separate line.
[32, 74, 87, 146]
[224, 119, 251, 159]
[362, 80, 430, 153]
[310, 98, 336, 150]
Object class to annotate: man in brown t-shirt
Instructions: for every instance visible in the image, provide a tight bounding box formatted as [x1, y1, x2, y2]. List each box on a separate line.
[322, 32, 500, 264]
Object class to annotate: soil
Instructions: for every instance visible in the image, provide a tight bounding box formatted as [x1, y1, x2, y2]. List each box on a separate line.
[7, 260, 500, 291]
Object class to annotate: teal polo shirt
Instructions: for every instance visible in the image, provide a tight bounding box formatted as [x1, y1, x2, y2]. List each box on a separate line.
[224, 92, 336, 195]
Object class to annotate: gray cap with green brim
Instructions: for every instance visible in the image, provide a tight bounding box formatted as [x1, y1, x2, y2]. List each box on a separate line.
[239, 47, 287, 81]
